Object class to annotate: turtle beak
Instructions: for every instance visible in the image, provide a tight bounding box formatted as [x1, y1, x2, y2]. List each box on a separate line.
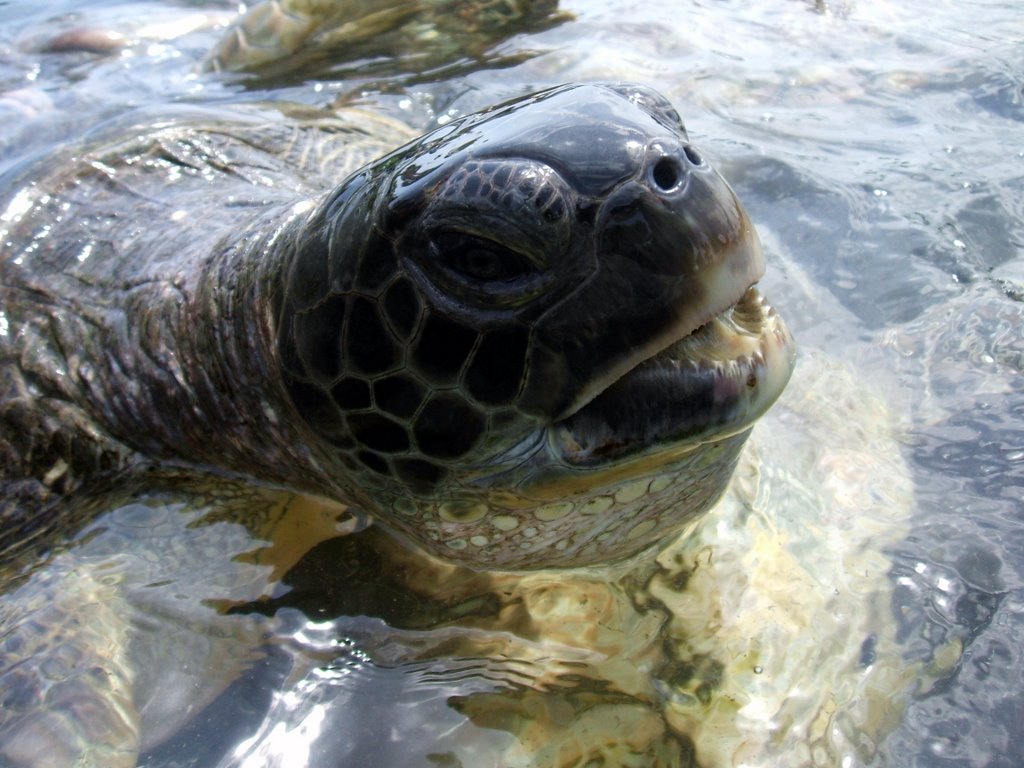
[519, 140, 766, 423]
[552, 287, 796, 466]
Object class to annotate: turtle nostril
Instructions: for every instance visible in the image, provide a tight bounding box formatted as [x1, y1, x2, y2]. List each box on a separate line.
[651, 157, 682, 191]
[682, 144, 703, 167]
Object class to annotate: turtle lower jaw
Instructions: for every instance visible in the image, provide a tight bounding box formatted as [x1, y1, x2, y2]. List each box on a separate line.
[553, 287, 795, 467]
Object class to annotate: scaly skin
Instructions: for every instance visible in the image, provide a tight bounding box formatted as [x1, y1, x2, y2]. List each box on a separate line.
[0, 103, 412, 560]
[0, 84, 794, 571]
[0, 84, 795, 765]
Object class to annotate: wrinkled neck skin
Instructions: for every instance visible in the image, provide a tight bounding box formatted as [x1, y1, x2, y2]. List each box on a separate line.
[168, 203, 353, 499]
[0, 186, 369, 515]
[2, 83, 795, 572]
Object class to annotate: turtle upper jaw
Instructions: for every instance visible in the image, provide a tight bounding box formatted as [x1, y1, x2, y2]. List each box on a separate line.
[552, 286, 796, 467]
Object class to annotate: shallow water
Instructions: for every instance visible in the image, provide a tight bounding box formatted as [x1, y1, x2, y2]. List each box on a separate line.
[0, 0, 1022, 766]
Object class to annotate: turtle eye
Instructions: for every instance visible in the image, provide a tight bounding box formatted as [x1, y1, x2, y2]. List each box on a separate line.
[431, 232, 538, 284]
[404, 157, 574, 309]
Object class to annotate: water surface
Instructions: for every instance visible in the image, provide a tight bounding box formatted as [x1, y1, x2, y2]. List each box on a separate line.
[0, 0, 1022, 766]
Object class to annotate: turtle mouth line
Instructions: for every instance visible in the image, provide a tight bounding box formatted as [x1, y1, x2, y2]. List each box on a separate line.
[654, 285, 778, 375]
[553, 286, 795, 466]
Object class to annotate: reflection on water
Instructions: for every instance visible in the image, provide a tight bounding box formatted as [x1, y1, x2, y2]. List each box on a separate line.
[137, 353, 926, 768]
[1, 0, 1022, 765]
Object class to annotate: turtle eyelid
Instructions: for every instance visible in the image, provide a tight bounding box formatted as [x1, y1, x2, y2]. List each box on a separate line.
[429, 231, 540, 283]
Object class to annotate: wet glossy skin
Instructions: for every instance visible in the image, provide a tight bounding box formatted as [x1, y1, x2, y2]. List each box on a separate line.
[0, 84, 793, 571]
[0, 83, 793, 765]
[277, 83, 795, 567]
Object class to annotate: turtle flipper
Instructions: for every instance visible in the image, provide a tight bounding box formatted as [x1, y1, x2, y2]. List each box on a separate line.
[201, 0, 331, 73]
[0, 559, 139, 768]
[200, 0, 418, 73]
[199, 0, 569, 77]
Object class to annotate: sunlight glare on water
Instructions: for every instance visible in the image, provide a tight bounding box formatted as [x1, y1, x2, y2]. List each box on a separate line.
[0, 0, 1021, 766]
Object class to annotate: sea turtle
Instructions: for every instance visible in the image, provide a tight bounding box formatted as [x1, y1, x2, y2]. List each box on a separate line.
[0, 82, 795, 765]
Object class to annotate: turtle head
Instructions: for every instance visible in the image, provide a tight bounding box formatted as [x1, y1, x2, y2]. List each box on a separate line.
[278, 83, 796, 569]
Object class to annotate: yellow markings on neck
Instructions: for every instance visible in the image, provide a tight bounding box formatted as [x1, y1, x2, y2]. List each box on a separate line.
[491, 515, 521, 531]
[440, 501, 489, 523]
[524, 441, 702, 501]
[534, 501, 574, 521]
